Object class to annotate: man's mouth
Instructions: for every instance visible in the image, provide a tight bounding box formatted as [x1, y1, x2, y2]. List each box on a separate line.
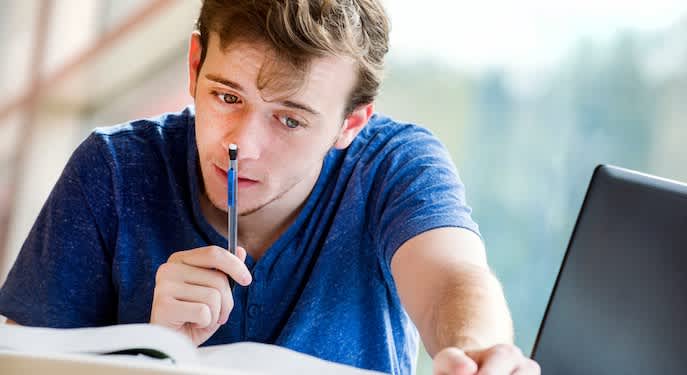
[214, 164, 259, 188]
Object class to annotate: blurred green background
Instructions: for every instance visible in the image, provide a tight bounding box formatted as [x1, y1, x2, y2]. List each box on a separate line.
[377, 3, 687, 372]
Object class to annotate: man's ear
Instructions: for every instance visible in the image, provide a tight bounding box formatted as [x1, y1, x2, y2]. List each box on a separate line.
[334, 103, 374, 149]
[188, 31, 203, 99]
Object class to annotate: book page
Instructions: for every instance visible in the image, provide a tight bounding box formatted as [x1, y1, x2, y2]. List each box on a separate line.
[0, 323, 198, 363]
[0, 324, 387, 374]
[198, 342, 386, 375]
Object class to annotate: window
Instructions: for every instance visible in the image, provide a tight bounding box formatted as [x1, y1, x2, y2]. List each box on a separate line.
[376, 2, 687, 372]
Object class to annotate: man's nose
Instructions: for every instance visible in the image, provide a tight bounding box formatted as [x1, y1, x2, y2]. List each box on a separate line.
[223, 110, 265, 161]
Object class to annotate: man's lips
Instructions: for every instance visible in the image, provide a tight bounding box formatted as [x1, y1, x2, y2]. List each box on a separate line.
[213, 164, 259, 186]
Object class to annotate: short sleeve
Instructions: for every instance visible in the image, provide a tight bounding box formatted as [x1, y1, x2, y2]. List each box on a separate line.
[0, 133, 118, 327]
[368, 126, 480, 267]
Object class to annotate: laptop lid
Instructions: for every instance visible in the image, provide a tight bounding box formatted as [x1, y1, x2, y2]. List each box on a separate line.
[531, 165, 687, 374]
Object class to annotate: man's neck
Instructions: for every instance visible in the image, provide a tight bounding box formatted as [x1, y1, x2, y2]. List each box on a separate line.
[199, 165, 321, 260]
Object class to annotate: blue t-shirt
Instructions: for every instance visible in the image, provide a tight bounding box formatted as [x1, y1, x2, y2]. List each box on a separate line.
[0, 107, 479, 374]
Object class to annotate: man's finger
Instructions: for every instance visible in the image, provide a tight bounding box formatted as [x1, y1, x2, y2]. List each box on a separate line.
[166, 299, 214, 329]
[236, 246, 247, 262]
[158, 262, 229, 291]
[511, 359, 541, 375]
[171, 246, 252, 286]
[170, 283, 223, 327]
[177, 265, 234, 324]
[433, 347, 478, 375]
[470, 344, 523, 374]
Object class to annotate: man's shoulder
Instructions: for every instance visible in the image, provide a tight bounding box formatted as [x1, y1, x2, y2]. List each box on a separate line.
[351, 113, 446, 163]
[81, 106, 194, 166]
[363, 113, 434, 139]
[68, 106, 195, 181]
[92, 106, 193, 141]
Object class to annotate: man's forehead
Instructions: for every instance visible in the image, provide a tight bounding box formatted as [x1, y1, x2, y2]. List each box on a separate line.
[208, 33, 271, 72]
[205, 33, 356, 103]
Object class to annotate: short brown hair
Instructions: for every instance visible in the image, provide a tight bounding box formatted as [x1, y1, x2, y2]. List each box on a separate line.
[195, 0, 390, 116]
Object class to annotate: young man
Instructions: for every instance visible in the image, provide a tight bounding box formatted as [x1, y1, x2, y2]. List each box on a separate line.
[0, 1, 538, 374]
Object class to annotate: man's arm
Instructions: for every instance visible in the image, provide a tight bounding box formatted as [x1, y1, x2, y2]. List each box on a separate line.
[391, 227, 512, 355]
[0, 133, 117, 327]
[391, 227, 539, 374]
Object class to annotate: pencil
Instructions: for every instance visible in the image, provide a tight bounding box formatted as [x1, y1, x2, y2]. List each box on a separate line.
[227, 143, 238, 289]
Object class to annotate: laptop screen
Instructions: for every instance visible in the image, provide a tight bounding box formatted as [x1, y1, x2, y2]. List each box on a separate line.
[531, 165, 687, 374]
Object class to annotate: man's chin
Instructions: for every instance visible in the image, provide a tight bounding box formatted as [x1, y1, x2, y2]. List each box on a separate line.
[238, 202, 268, 217]
[205, 189, 265, 216]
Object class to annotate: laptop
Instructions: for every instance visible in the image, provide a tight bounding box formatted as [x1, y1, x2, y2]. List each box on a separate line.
[531, 164, 687, 374]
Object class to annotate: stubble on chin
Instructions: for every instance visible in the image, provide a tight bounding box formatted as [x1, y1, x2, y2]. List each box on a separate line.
[238, 169, 316, 217]
[204, 182, 278, 217]
[237, 185, 287, 217]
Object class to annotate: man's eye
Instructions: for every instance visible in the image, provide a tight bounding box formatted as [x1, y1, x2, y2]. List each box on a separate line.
[219, 93, 240, 104]
[280, 116, 301, 129]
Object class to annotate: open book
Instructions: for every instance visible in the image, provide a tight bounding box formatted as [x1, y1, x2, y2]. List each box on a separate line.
[0, 323, 385, 375]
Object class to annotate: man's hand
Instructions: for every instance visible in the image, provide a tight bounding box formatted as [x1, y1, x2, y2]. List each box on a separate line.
[150, 245, 252, 346]
[433, 344, 540, 375]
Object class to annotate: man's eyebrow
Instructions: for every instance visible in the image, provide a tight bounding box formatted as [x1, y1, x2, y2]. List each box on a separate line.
[205, 73, 320, 116]
[205, 74, 244, 91]
[280, 100, 320, 117]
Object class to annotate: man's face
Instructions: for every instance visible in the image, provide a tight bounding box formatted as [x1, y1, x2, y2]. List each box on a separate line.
[190, 33, 359, 216]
